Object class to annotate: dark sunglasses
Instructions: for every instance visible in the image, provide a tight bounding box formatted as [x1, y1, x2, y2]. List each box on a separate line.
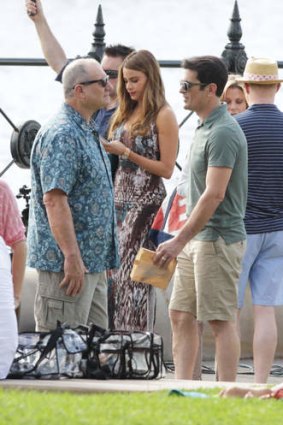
[104, 69, 119, 79]
[73, 75, 109, 89]
[180, 80, 208, 91]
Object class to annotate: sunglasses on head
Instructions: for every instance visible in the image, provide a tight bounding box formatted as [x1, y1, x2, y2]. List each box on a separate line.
[180, 80, 208, 91]
[104, 69, 119, 79]
[72, 75, 109, 89]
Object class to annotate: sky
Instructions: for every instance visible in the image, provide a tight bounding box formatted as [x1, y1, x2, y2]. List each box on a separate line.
[2, 0, 283, 59]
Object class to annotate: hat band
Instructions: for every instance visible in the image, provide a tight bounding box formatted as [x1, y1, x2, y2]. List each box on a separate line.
[244, 72, 279, 81]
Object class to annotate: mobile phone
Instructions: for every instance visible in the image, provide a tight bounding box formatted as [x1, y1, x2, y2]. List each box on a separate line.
[28, 0, 37, 17]
[99, 135, 111, 144]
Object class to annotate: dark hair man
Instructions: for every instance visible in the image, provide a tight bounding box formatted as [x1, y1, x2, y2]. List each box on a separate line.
[155, 56, 248, 382]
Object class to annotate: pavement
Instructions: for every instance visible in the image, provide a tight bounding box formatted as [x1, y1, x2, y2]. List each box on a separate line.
[202, 358, 283, 385]
[1, 359, 282, 394]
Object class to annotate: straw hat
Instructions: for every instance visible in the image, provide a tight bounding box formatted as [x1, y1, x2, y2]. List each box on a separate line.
[237, 57, 283, 84]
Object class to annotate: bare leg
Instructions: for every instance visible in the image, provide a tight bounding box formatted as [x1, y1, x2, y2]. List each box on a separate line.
[253, 305, 277, 383]
[236, 308, 241, 340]
[192, 322, 203, 380]
[169, 309, 199, 379]
[210, 320, 240, 382]
[216, 310, 242, 381]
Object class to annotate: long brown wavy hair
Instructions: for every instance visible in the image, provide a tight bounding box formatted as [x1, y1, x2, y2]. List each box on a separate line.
[109, 50, 166, 137]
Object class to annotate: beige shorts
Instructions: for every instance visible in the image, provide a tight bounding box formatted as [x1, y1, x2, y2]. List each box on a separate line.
[34, 270, 108, 332]
[169, 238, 246, 322]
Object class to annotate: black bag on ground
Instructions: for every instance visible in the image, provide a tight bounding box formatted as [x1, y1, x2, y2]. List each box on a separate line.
[85, 325, 164, 380]
[8, 322, 88, 379]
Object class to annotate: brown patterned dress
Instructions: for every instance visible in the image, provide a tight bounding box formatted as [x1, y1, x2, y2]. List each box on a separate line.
[110, 123, 166, 331]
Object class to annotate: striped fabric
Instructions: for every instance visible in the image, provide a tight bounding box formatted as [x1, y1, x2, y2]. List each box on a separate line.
[236, 104, 283, 234]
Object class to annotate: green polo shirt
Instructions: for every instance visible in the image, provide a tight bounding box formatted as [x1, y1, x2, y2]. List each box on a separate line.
[184, 104, 247, 244]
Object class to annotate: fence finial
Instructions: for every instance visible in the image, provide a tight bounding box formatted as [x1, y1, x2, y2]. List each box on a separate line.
[221, 0, 248, 74]
[88, 4, 106, 62]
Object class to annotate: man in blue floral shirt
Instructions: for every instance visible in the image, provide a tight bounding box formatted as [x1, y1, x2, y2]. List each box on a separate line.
[27, 58, 119, 331]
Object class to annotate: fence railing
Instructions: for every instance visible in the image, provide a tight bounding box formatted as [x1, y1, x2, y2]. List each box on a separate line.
[0, 58, 182, 68]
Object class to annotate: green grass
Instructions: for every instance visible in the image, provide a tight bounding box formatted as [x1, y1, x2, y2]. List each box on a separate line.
[0, 388, 282, 425]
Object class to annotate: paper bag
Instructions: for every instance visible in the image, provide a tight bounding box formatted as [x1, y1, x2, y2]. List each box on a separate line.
[130, 248, 176, 289]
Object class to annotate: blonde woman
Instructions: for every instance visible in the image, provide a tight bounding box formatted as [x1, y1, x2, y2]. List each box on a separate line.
[221, 74, 248, 115]
[104, 50, 179, 331]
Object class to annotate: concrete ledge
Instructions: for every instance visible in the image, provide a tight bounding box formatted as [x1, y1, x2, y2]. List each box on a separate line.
[0, 378, 259, 394]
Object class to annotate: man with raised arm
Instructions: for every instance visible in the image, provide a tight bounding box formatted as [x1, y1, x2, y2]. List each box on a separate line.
[25, 0, 134, 179]
[155, 56, 247, 382]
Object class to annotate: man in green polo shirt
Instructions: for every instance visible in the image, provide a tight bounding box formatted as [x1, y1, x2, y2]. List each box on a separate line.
[155, 56, 247, 382]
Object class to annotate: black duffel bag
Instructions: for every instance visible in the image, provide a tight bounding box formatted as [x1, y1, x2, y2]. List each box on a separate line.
[85, 325, 165, 380]
[8, 322, 88, 379]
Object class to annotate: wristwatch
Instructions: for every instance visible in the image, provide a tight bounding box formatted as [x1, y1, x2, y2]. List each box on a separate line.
[121, 147, 131, 160]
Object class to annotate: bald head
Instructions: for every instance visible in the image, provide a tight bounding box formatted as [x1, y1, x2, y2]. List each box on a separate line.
[62, 58, 102, 98]
[61, 57, 110, 122]
[245, 82, 280, 105]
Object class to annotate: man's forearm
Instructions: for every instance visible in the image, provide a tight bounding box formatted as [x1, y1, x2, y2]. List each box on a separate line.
[176, 191, 222, 246]
[26, 0, 67, 73]
[155, 191, 223, 263]
[44, 191, 86, 296]
[44, 194, 81, 260]
[11, 240, 27, 306]
[34, 17, 68, 73]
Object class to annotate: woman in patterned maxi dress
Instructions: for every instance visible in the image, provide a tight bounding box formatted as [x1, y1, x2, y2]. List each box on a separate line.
[103, 50, 179, 331]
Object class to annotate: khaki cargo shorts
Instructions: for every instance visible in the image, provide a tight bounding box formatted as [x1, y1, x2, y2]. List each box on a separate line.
[34, 270, 108, 332]
[169, 238, 246, 322]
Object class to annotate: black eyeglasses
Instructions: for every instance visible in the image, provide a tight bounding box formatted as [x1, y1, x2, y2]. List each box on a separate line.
[73, 75, 109, 89]
[104, 69, 119, 79]
[180, 80, 208, 91]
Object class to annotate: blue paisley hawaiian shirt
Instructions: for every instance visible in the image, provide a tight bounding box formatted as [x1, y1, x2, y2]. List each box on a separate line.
[27, 103, 119, 273]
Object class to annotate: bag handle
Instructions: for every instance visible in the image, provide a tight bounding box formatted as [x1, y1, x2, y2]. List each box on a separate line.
[37, 322, 64, 364]
[13, 322, 64, 378]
